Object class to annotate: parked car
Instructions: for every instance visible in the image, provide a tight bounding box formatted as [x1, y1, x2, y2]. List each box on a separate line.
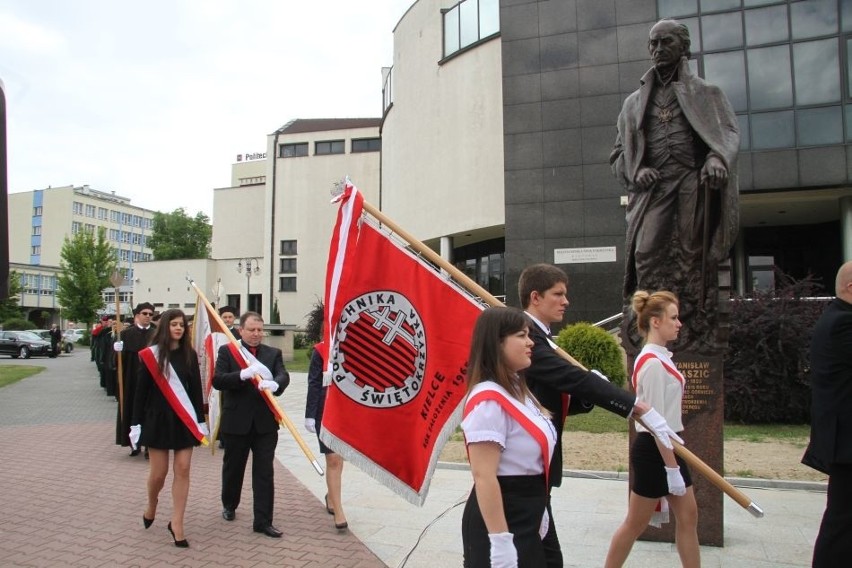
[63, 328, 85, 344]
[0, 331, 55, 359]
[28, 329, 73, 353]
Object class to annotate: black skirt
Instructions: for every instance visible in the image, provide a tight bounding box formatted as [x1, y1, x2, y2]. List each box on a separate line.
[462, 475, 548, 568]
[631, 432, 692, 499]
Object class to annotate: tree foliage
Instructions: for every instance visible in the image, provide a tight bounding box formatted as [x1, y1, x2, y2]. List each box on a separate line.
[304, 299, 324, 345]
[56, 228, 117, 327]
[0, 271, 23, 322]
[148, 208, 212, 260]
[555, 322, 628, 387]
[724, 271, 827, 424]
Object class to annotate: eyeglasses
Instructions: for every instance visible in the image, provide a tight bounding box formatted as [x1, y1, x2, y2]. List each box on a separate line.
[140, 311, 153, 316]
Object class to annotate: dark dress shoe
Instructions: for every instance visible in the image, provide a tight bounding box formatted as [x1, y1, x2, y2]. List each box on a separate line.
[253, 524, 283, 538]
[222, 508, 235, 521]
[129, 449, 141, 457]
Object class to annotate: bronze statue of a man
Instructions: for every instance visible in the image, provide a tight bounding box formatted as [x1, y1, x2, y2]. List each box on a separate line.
[611, 19, 740, 353]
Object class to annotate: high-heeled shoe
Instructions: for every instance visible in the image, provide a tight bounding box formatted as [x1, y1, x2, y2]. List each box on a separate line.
[324, 494, 334, 515]
[167, 522, 189, 548]
[335, 520, 349, 531]
[143, 514, 154, 529]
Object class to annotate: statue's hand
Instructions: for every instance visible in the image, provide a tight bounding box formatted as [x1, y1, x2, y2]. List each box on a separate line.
[700, 156, 728, 190]
[633, 167, 660, 192]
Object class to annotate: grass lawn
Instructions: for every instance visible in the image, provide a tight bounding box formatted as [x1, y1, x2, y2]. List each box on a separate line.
[0, 365, 45, 389]
[287, 348, 312, 373]
[565, 406, 810, 441]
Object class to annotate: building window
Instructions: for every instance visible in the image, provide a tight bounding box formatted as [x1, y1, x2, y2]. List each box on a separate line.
[227, 294, 241, 314]
[279, 258, 297, 274]
[32, 226, 41, 236]
[280, 240, 297, 255]
[73, 202, 84, 215]
[315, 140, 345, 155]
[352, 137, 381, 153]
[85, 204, 96, 217]
[33, 206, 43, 216]
[31, 246, 41, 255]
[279, 277, 297, 292]
[85, 223, 96, 234]
[72, 222, 82, 234]
[442, 0, 500, 59]
[98, 207, 108, 220]
[110, 210, 119, 222]
[279, 143, 308, 158]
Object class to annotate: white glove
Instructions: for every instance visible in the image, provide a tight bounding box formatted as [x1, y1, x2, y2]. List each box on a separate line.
[113, 341, 124, 352]
[198, 423, 210, 438]
[239, 364, 259, 380]
[305, 418, 317, 433]
[590, 369, 610, 382]
[488, 532, 518, 568]
[665, 466, 687, 496]
[257, 379, 278, 391]
[253, 363, 273, 381]
[640, 408, 684, 450]
[129, 424, 141, 450]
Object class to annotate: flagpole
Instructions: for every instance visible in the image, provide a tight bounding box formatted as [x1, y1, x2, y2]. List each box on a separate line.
[110, 272, 124, 426]
[359, 198, 763, 518]
[187, 277, 325, 476]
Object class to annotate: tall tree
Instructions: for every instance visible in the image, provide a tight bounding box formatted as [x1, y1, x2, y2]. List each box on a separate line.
[0, 271, 23, 322]
[56, 228, 117, 328]
[148, 208, 212, 260]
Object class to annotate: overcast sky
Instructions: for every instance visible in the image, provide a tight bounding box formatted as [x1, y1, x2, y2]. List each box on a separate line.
[0, 0, 414, 219]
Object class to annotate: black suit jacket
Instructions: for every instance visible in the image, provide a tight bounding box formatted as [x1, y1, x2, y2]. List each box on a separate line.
[213, 342, 289, 435]
[803, 298, 852, 474]
[525, 322, 635, 486]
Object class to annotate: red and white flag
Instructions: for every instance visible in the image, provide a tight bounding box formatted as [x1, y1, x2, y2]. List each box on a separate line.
[193, 297, 230, 447]
[321, 182, 484, 505]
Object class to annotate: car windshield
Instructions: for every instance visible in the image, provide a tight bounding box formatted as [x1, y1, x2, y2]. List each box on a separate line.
[17, 332, 44, 341]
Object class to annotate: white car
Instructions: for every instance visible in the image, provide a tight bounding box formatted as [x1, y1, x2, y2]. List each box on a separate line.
[63, 329, 85, 343]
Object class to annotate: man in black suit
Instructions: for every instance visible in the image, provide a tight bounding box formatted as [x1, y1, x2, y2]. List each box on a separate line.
[803, 261, 852, 567]
[519, 264, 680, 567]
[219, 305, 241, 339]
[213, 311, 289, 538]
[115, 303, 156, 456]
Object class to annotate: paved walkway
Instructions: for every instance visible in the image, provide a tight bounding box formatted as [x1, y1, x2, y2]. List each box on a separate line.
[1, 350, 828, 567]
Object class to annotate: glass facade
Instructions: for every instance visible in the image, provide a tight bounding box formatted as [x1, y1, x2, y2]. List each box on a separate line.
[659, 0, 852, 150]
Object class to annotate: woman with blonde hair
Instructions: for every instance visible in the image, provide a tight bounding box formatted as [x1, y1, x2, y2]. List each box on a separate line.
[604, 290, 699, 567]
[461, 307, 556, 568]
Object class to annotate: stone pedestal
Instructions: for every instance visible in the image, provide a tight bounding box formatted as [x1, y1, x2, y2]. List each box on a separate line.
[630, 350, 725, 546]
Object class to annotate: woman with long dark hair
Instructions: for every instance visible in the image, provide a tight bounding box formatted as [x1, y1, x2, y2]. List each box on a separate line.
[130, 309, 207, 548]
[461, 307, 556, 568]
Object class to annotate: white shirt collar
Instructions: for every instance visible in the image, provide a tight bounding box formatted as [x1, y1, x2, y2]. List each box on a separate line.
[524, 311, 551, 335]
[644, 342, 673, 358]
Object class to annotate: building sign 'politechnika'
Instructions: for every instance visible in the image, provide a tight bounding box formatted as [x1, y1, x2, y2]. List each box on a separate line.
[553, 246, 616, 264]
[236, 152, 267, 162]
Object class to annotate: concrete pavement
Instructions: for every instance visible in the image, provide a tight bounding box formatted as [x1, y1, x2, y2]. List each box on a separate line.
[0, 349, 828, 567]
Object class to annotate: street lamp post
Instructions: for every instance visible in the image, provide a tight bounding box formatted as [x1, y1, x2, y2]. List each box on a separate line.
[236, 258, 260, 313]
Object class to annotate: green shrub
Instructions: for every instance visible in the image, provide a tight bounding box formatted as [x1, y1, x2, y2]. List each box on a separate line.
[724, 272, 826, 424]
[554, 322, 627, 387]
[292, 332, 310, 350]
[1, 318, 33, 330]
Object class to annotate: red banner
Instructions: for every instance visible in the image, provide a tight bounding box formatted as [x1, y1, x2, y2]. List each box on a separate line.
[321, 183, 483, 505]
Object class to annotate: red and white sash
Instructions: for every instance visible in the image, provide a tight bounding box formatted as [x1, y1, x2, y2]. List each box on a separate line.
[225, 343, 284, 423]
[139, 346, 209, 446]
[631, 351, 684, 391]
[463, 382, 556, 488]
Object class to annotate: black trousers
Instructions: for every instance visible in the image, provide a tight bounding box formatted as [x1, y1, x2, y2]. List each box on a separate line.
[541, 496, 562, 568]
[221, 424, 278, 528]
[813, 464, 852, 567]
[462, 475, 548, 568]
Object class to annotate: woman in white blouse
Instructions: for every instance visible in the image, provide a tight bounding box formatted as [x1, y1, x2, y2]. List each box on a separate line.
[604, 290, 700, 568]
[461, 307, 557, 568]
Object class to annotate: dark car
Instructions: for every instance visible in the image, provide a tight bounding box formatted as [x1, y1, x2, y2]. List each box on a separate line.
[0, 331, 55, 359]
[28, 329, 73, 353]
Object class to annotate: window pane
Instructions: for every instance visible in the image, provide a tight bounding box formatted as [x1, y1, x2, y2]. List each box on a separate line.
[791, 0, 837, 40]
[845, 105, 852, 141]
[794, 39, 840, 105]
[444, 6, 459, 56]
[658, 0, 697, 17]
[747, 45, 792, 110]
[797, 106, 843, 146]
[751, 110, 794, 149]
[847, 39, 852, 98]
[744, 0, 782, 6]
[704, 51, 747, 111]
[680, 17, 701, 53]
[480, 0, 499, 37]
[701, 12, 743, 51]
[745, 5, 788, 46]
[701, 0, 741, 12]
[460, 0, 478, 48]
[736, 114, 750, 150]
[844, 0, 852, 33]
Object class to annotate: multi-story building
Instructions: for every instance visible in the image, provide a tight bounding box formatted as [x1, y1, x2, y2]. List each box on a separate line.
[8, 184, 156, 323]
[377, 0, 852, 326]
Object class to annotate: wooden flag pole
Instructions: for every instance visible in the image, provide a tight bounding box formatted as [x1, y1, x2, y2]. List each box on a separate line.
[360, 199, 763, 518]
[188, 278, 324, 476]
[110, 272, 125, 425]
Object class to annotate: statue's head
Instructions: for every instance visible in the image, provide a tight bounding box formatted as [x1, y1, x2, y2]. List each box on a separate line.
[648, 19, 691, 71]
